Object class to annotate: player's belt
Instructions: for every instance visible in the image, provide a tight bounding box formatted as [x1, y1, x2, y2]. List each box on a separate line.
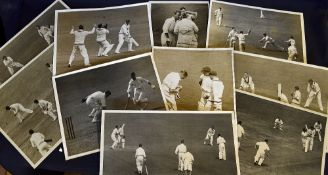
[73, 43, 85, 45]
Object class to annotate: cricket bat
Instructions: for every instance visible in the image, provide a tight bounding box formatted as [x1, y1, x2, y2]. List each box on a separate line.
[124, 97, 130, 110]
[44, 139, 53, 142]
[144, 163, 149, 175]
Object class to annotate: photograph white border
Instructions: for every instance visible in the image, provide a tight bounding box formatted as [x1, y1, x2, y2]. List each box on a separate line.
[53, 52, 166, 160]
[0, 45, 62, 168]
[206, 0, 307, 63]
[234, 50, 328, 116]
[99, 110, 240, 175]
[151, 46, 236, 114]
[53, 2, 153, 75]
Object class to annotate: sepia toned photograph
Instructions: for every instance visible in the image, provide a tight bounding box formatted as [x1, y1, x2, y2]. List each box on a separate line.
[53, 53, 165, 160]
[153, 47, 235, 111]
[234, 51, 328, 115]
[236, 92, 326, 175]
[0, 0, 69, 85]
[150, 1, 209, 48]
[100, 111, 239, 175]
[0, 46, 61, 168]
[54, 3, 153, 75]
[207, 1, 306, 62]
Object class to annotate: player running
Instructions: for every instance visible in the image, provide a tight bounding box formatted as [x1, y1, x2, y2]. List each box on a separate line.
[135, 144, 146, 175]
[5, 103, 33, 123]
[254, 139, 270, 166]
[259, 33, 284, 51]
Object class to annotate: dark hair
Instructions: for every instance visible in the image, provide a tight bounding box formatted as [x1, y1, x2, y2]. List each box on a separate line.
[29, 129, 34, 135]
[33, 99, 39, 104]
[5, 106, 10, 110]
[295, 86, 299, 90]
[238, 121, 242, 125]
[240, 31, 244, 34]
[105, 90, 111, 97]
[81, 98, 87, 103]
[180, 70, 188, 78]
[209, 71, 218, 76]
[46, 63, 50, 67]
[98, 23, 102, 28]
[126, 20, 130, 24]
[181, 139, 184, 143]
[263, 33, 267, 36]
[264, 139, 268, 142]
[308, 79, 314, 84]
[2, 56, 7, 60]
[217, 133, 221, 137]
[78, 25, 84, 30]
[290, 36, 294, 39]
[180, 7, 186, 10]
[181, 13, 187, 19]
[139, 144, 142, 147]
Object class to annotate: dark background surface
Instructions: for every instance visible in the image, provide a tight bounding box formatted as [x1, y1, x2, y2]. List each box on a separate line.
[0, 0, 327, 174]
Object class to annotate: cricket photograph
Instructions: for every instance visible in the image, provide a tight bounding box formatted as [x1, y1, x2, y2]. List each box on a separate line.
[236, 92, 326, 175]
[54, 3, 153, 75]
[150, 1, 209, 48]
[0, 45, 61, 168]
[152, 47, 235, 111]
[100, 111, 239, 175]
[234, 51, 328, 115]
[207, 1, 306, 62]
[53, 53, 165, 160]
[0, 0, 69, 85]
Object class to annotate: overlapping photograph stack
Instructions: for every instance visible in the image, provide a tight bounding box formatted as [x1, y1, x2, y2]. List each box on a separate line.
[0, 0, 326, 175]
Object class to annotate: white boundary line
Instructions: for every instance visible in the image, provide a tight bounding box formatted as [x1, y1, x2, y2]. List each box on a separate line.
[206, 0, 307, 62]
[53, 53, 160, 160]
[99, 110, 240, 175]
[0, 45, 62, 168]
[53, 2, 152, 75]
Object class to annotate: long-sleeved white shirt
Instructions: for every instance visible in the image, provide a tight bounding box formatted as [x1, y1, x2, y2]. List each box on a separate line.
[256, 142, 270, 154]
[9, 103, 25, 114]
[237, 124, 245, 138]
[215, 9, 223, 17]
[135, 147, 146, 158]
[292, 90, 301, 104]
[314, 122, 322, 130]
[200, 74, 212, 93]
[228, 30, 237, 40]
[236, 33, 249, 44]
[96, 28, 109, 42]
[119, 124, 125, 135]
[111, 128, 119, 138]
[38, 100, 52, 111]
[119, 23, 130, 37]
[211, 77, 224, 102]
[86, 91, 106, 107]
[162, 17, 176, 33]
[307, 82, 320, 93]
[127, 77, 150, 94]
[70, 28, 95, 45]
[175, 143, 187, 154]
[206, 128, 215, 137]
[217, 136, 226, 145]
[30, 132, 45, 147]
[162, 72, 181, 91]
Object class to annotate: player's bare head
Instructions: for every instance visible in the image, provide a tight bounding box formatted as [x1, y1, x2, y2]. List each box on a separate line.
[115, 125, 119, 128]
[29, 129, 34, 135]
[240, 31, 244, 34]
[181, 13, 188, 19]
[181, 139, 184, 143]
[238, 121, 242, 125]
[131, 72, 137, 80]
[231, 27, 235, 30]
[264, 139, 268, 143]
[174, 10, 180, 19]
[33, 99, 39, 104]
[302, 128, 307, 132]
[125, 20, 130, 25]
[294, 86, 299, 90]
[290, 36, 294, 39]
[81, 98, 87, 103]
[263, 33, 267, 36]
[36, 25, 40, 29]
[217, 133, 221, 137]
[244, 72, 248, 76]
[78, 25, 84, 30]
[209, 71, 218, 77]
[45, 63, 50, 67]
[97, 23, 102, 28]
[308, 79, 314, 84]
[105, 90, 111, 97]
[2, 56, 7, 60]
[180, 7, 186, 11]
[201, 66, 211, 74]
[5, 106, 10, 110]
[317, 121, 321, 124]
[180, 70, 188, 79]
[139, 144, 142, 147]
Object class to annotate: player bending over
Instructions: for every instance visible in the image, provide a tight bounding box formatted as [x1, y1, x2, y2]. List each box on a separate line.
[239, 72, 255, 93]
[5, 103, 33, 123]
[81, 90, 111, 122]
[254, 139, 270, 166]
[2, 56, 24, 76]
[29, 129, 52, 156]
[259, 33, 284, 51]
[182, 151, 194, 175]
[34, 99, 57, 121]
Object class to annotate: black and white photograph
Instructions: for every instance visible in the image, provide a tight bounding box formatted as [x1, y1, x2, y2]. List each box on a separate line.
[207, 1, 306, 62]
[236, 92, 326, 175]
[54, 3, 153, 75]
[150, 1, 209, 48]
[234, 51, 328, 115]
[152, 47, 235, 111]
[53, 53, 165, 160]
[0, 46, 61, 168]
[0, 0, 69, 85]
[100, 111, 239, 175]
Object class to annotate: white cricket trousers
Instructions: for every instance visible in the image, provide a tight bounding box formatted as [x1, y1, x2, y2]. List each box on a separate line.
[304, 91, 323, 111]
[216, 16, 222, 26]
[161, 32, 176, 46]
[16, 107, 33, 122]
[7, 62, 24, 75]
[69, 45, 90, 66]
[97, 40, 114, 56]
[254, 151, 265, 165]
[161, 84, 177, 110]
[178, 153, 185, 171]
[315, 129, 322, 142]
[44, 33, 52, 45]
[115, 34, 139, 53]
[136, 156, 144, 173]
[37, 142, 51, 156]
[198, 91, 211, 111]
[219, 144, 226, 160]
[111, 135, 118, 149]
[204, 135, 214, 146]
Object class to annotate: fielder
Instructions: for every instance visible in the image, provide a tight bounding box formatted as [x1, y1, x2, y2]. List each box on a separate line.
[96, 23, 114, 57]
[235, 30, 251, 52]
[204, 126, 215, 146]
[118, 123, 125, 148]
[287, 43, 298, 61]
[175, 139, 187, 172]
[209, 71, 224, 111]
[5, 103, 33, 123]
[217, 134, 226, 160]
[182, 151, 194, 175]
[237, 121, 245, 149]
[227, 27, 237, 49]
[314, 121, 322, 142]
[254, 139, 270, 166]
[127, 72, 156, 110]
[305, 125, 315, 152]
[285, 36, 296, 46]
[114, 20, 139, 53]
[304, 79, 323, 111]
[45, 63, 53, 74]
[135, 144, 146, 175]
[36, 25, 53, 45]
[29, 129, 51, 156]
[278, 90, 289, 103]
[259, 33, 284, 51]
[273, 118, 284, 130]
[81, 90, 111, 122]
[291, 86, 301, 106]
[69, 24, 96, 67]
[2, 56, 24, 75]
[33, 99, 57, 121]
[161, 11, 180, 47]
[198, 67, 212, 111]
[161, 71, 188, 110]
[214, 7, 223, 27]
[239, 72, 255, 93]
[301, 128, 308, 152]
[111, 125, 119, 149]
[174, 13, 199, 48]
